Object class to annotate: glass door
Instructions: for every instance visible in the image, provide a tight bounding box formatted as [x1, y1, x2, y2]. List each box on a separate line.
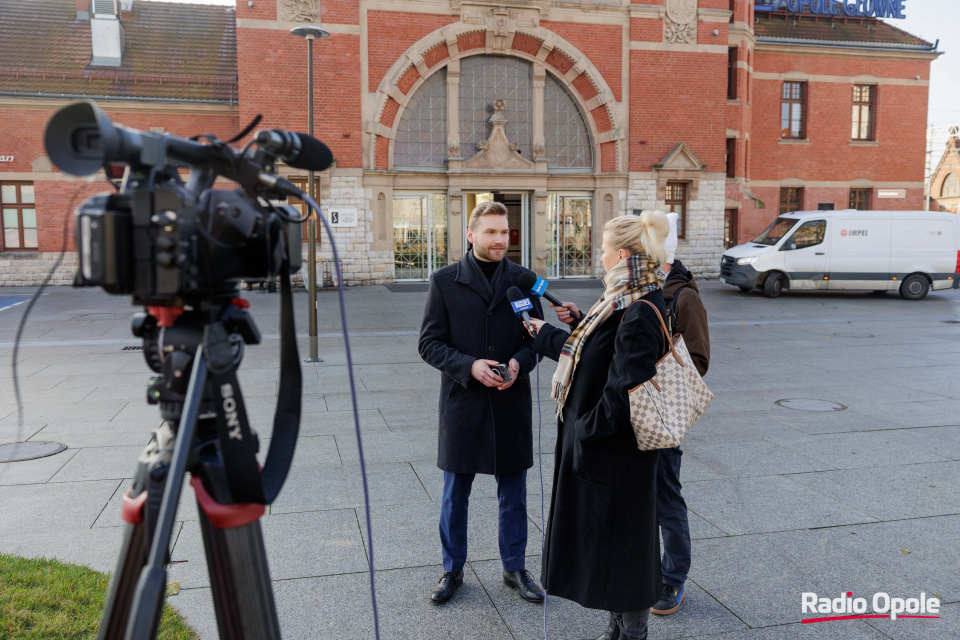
[546, 193, 593, 278]
[393, 194, 447, 281]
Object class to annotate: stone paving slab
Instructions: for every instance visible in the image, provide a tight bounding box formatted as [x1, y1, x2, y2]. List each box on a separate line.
[2, 282, 959, 639]
[785, 461, 960, 521]
[169, 509, 370, 589]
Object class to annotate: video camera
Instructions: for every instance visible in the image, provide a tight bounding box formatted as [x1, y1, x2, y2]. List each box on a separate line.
[43, 100, 332, 305]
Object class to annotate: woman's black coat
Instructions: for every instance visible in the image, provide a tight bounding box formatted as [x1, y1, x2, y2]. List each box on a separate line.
[533, 289, 667, 613]
[418, 253, 542, 476]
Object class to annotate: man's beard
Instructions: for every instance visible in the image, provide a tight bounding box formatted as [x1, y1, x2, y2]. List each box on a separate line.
[474, 243, 506, 262]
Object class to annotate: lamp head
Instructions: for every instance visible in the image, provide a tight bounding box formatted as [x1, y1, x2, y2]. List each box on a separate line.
[290, 25, 330, 40]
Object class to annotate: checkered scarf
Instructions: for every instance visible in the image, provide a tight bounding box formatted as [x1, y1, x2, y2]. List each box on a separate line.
[551, 252, 663, 418]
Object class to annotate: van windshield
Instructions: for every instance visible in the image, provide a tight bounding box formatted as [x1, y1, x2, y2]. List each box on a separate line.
[752, 217, 799, 246]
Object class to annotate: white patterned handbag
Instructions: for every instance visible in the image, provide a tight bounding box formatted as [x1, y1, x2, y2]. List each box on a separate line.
[627, 300, 714, 451]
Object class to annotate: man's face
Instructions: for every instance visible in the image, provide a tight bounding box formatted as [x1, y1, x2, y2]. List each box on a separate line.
[467, 214, 509, 262]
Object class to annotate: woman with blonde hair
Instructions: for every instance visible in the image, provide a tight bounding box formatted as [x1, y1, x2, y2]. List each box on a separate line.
[528, 211, 671, 640]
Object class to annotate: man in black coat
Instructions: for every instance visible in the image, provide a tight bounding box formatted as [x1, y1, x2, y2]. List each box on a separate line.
[418, 201, 544, 605]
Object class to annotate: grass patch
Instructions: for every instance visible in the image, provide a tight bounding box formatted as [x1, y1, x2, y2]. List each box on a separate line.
[0, 553, 197, 639]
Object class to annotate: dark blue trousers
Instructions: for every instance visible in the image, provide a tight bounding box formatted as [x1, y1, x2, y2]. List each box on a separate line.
[439, 470, 528, 573]
[657, 446, 691, 588]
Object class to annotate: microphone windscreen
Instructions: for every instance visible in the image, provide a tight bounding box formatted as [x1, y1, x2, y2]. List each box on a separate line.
[506, 286, 525, 303]
[289, 133, 334, 172]
[517, 271, 537, 292]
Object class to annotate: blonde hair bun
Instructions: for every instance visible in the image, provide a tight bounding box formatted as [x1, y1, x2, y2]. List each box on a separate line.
[604, 211, 670, 266]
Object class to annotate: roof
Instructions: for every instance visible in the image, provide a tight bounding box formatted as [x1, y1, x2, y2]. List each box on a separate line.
[0, 0, 238, 103]
[754, 12, 936, 51]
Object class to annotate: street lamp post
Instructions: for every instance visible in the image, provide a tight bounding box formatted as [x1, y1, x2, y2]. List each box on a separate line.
[291, 25, 329, 363]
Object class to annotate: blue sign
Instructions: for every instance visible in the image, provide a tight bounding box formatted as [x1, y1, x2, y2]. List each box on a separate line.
[531, 277, 549, 296]
[511, 298, 534, 314]
[758, 0, 906, 19]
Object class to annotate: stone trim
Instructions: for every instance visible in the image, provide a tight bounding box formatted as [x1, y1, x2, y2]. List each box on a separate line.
[754, 72, 927, 87]
[371, 20, 623, 173]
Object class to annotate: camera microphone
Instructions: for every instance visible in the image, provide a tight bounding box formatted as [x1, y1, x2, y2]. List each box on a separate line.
[506, 286, 537, 335]
[256, 130, 333, 172]
[517, 272, 583, 319]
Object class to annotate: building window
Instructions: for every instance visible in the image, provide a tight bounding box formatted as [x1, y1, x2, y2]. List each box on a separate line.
[544, 74, 593, 170]
[849, 188, 871, 210]
[460, 56, 533, 160]
[1, 182, 37, 251]
[852, 85, 875, 141]
[779, 187, 803, 215]
[394, 69, 448, 169]
[726, 138, 737, 179]
[727, 48, 738, 100]
[665, 182, 687, 239]
[287, 178, 322, 225]
[781, 82, 806, 139]
[942, 173, 960, 198]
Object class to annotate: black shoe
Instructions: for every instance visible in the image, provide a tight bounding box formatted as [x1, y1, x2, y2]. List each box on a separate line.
[651, 582, 685, 615]
[582, 612, 620, 640]
[502, 569, 545, 603]
[430, 570, 463, 604]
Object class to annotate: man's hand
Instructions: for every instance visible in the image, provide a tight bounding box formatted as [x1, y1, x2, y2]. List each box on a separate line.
[472, 359, 503, 387]
[554, 302, 581, 326]
[497, 358, 520, 391]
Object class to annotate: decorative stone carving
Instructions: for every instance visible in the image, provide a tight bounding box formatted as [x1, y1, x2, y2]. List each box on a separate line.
[459, 2, 540, 31]
[279, 0, 319, 22]
[448, 139, 461, 159]
[464, 99, 534, 171]
[653, 142, 706, 200]
[493, 7, 510, 37]
[664, 0, 698, 44]
[666, 0, 698, 24]
[533, 142, 546, 160]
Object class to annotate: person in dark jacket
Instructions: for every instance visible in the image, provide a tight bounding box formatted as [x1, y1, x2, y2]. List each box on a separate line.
[649, 214, 710, 616]
[418, 201, 545, 606]
[528, 212, 671, 640]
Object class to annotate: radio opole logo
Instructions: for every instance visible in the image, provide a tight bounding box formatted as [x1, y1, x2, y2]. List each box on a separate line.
[801, 591, 940, 624]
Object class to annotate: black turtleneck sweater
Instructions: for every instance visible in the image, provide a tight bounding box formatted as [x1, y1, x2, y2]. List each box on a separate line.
[476, 256, 500, 282]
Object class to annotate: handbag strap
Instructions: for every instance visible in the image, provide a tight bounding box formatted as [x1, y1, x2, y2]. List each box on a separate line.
[637, 299, 685, 367]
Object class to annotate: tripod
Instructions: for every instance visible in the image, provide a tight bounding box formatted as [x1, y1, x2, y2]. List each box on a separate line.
[97, 296, 289, 640]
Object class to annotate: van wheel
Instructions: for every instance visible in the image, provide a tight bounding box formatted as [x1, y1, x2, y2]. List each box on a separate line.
[763, 273, 784, 298]
[899, 275, 930, 300]
[739, 286, 752, 293]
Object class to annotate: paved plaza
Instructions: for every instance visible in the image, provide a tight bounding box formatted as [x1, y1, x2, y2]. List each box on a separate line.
[1, 280, 959, 639]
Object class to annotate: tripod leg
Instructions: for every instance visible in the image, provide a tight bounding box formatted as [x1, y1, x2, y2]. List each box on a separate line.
[192, 476, 281, 639]
[98, 423, 177, 640]
[97, 516, 150, 640]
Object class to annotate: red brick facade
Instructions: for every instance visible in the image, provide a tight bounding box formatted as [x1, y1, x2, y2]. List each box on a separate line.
[0, 0, 940, 282]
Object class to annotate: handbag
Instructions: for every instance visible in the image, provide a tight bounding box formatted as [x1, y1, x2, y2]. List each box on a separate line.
[627, 299, 714, 451]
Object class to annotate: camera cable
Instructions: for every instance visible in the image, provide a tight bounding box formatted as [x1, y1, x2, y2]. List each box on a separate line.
[300, 192, 382, 640]
[3, 188, 82, 484]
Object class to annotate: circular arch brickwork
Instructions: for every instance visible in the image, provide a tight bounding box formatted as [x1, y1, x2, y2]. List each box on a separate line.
[0, 131, 45, 172]
[369, 23, 623, 173]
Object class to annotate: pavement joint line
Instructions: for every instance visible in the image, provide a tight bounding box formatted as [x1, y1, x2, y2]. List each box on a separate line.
[685, 577, 753, 631]
[806, 512, 960, 530]
[466, 561, 518, 640]
[408, 461, 432, 501]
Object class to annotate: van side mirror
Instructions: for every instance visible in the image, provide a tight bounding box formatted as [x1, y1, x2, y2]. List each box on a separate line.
[780, 237, 797, 251]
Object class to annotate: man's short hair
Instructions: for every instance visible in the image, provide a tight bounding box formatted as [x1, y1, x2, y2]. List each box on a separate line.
[468, 201, 508, 231]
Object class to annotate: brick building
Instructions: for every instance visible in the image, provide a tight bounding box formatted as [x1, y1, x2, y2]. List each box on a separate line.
[929, 136, 960, 214]
[0, 0, 940, 286]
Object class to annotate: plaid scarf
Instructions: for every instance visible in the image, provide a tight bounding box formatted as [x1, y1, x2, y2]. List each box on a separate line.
[551, 252, 663, 418]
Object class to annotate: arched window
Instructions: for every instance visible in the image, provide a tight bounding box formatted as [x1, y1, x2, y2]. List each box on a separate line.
[941, 173, 960, 198]
[391, 55, 592, 172]
[544, 73, 592, 170]
[459, 56, 534, 160]
[394, 69, 447, 169]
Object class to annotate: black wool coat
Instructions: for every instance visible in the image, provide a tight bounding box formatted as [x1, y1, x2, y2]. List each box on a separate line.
[418, 252, 543, 476]
[533, 289, 667, 613]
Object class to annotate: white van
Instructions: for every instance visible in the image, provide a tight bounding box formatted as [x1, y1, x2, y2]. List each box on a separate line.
[719, 210, 960, 300]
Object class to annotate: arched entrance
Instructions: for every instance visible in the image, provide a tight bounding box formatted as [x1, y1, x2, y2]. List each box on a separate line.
[366, 23, 625, 281]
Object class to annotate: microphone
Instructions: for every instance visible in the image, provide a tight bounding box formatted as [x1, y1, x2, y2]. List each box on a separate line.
[517, 272, 583, 319]
[507, 286, 537, 335]
[256, 130, 334, 172]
